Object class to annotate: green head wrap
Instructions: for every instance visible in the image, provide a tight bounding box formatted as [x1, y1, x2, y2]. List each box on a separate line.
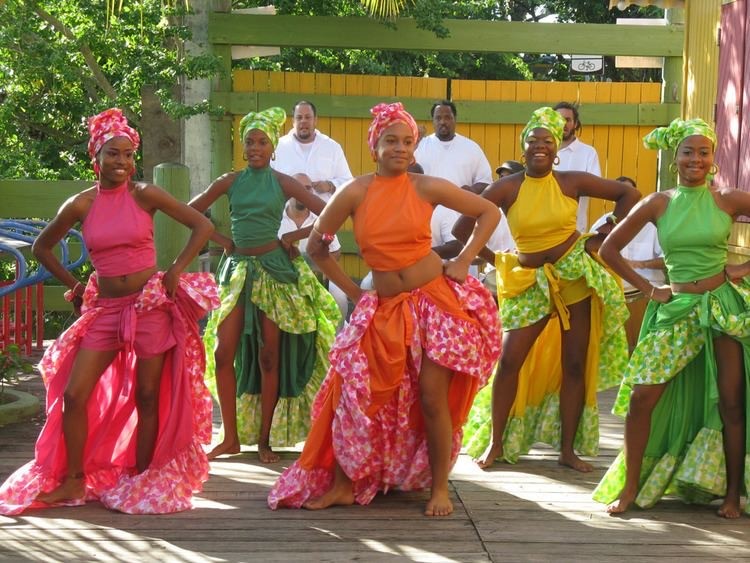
[642, 118, 717, 151]
[239, 107, 287, 149]
[520, 107, 566, 152]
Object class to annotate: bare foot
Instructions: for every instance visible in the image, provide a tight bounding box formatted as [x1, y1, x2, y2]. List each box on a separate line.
[206, 439, 241, 460]
[606, 488, 637, 515]
[717, 498, 742, 519]
[474, 441, 503, 470]
[303, 483, 355, 510]
[558, 452, 593, 473]
[258, 444, 280, 464]
[36, 475, 85, 505]
[425, 489, 453, 517]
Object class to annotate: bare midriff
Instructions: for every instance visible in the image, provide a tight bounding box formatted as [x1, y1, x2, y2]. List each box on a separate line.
[671, 270, 726, 294]
[516, 231, 580, 269]
[98, 266, 158, 298]
[371, 252, 444, 297]
[234, 239, 281, 256]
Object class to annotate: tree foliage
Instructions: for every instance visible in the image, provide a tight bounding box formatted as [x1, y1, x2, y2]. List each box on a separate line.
[234, 1, 661, 81]
[0, 0, 664, 180]
[0, 0, 220, 180]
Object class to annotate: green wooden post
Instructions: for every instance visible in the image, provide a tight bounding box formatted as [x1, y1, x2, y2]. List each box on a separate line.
[153, 163, 197, 272]
[659, 7, 685, 191]
[209, 3, 234, 271]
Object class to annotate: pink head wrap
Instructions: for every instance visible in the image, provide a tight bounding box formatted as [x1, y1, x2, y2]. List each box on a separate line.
[367, 102, 419, 155]
[87, 108, 140, 175]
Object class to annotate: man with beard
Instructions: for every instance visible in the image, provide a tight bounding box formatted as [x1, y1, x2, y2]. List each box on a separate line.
[553, 102, 602, 232]
[272, 101, 353, 202]
[415, 100, 493, 259]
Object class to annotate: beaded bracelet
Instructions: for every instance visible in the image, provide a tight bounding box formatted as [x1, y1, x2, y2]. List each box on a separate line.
[312, 226, 335, 244]
[64, 281, 84, 302]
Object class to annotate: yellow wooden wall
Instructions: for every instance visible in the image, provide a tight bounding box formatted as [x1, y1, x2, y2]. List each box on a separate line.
[232, 71, 661, 278]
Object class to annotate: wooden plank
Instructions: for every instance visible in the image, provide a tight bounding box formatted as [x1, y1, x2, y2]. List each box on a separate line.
[208, 14, 684, 57]
[212, 90, 679, 126]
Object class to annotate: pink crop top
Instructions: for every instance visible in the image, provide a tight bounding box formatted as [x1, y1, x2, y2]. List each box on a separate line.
[82, 181, 156, 277]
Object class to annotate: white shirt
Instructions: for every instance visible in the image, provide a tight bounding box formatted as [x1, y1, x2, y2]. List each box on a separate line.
[486, 215, 516, 253]
[555, 138, 601, 233]
[272, 130, 353, 201]
[278, 206, 341, 255]
[415, 133, 494, 188]
[431, 205, 461, 248]
[590, 215, 664, 291]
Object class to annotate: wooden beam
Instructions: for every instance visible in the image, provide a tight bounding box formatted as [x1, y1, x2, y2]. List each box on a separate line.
[208, 14, 684, 57]
[211, 91, 680, 126]
[0, 180, 90, 218]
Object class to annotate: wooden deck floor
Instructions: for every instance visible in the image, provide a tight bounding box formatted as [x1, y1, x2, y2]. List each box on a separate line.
[1, 366, 749, 562]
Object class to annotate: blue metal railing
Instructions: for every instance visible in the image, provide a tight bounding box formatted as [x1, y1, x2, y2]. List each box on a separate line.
[0, 220, 87, 297]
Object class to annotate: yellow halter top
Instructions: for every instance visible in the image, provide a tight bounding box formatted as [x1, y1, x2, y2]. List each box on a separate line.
[506, 172, 578, 253]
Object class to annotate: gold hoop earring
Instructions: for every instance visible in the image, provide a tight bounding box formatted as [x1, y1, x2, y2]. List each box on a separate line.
[669, 162, 678, 175]
[520, 155, 527, 167]
[553, 155, 560, 166]
[709, 163, 719, 175]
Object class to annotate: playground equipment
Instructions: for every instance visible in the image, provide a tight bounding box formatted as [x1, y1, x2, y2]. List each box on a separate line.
[0, 220, 87, 355]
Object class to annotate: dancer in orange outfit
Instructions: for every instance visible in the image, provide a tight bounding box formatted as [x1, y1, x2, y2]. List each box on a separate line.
[268, 102, 501, 516]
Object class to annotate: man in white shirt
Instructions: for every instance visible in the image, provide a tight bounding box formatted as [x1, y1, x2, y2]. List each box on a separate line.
[272, 101, 353, 202]
[278, 173, 348, 322]
[415, 100, 494, 259]
[553, 102, 602, 232]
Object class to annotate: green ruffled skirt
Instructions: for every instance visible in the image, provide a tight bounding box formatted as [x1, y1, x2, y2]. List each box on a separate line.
[593, 279, 750, 511]
[463, 239, 629, 462]
[203, 248, 340, 447]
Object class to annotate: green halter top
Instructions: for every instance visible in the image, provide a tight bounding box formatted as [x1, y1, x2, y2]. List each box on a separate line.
[656, 184, 732, 283]
[227, 167, 286, 248]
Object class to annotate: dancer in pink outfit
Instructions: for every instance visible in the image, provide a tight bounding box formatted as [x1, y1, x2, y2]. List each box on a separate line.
[0, 108, 218, 515]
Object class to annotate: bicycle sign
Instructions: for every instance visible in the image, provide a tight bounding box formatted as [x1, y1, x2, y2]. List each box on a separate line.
[570, 56, 603, 74]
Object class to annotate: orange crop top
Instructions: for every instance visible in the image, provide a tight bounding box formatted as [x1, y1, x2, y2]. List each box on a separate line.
[506, 172, 578, 253]
[82, 181, 156, 277]
[354, 173, 434, 271]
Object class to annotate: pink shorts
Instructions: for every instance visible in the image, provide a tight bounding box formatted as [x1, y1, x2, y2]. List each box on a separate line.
[80, 293, 176, 358]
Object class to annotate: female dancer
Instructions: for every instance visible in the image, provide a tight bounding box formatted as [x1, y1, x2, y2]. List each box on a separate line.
[456, 107, 639, 472]
[0, 108, 217, 514]
[593, 118, 750, 518]
[190, 107, 340, 463]
[268, 102, 502, 517]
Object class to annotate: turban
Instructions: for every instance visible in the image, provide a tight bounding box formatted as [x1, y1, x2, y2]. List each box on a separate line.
[87, 108, 140, 175]
[239, 107, 286, 149]
[367, 102, 419, 154]
[519, 107, 566, 152]
[643, 118, 717, 151]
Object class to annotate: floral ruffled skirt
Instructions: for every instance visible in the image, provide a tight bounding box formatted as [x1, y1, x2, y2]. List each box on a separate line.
[203, 251, 340, 447]
[463, 238, 629, 462]
[268, 275, 501, 508]
[0, 272, 219, 515]
[593, 279, 750, 511]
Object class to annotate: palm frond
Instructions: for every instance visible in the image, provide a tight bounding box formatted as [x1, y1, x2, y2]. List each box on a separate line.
[360, 0, 407, 19]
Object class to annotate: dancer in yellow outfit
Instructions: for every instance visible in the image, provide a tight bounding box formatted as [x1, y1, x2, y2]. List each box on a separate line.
[455, 107, 640, 471]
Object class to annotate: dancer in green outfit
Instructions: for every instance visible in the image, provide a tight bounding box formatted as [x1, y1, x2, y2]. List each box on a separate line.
[594, 118, 750, 518]
[190, 107, 340, 463]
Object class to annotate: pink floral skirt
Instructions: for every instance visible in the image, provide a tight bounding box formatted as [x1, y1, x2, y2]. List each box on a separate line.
[0, 272, 219, 515]
[268, 275, 501, 509]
